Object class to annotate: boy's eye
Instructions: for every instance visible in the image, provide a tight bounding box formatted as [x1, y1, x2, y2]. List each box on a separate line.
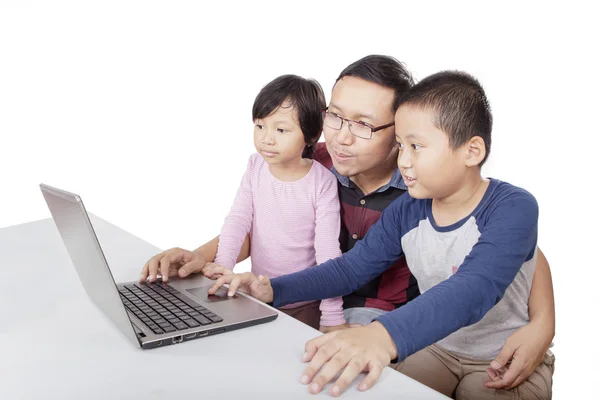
[277, 128, 286, 133]
[255, 124, 264, 130]
[411, 144, 422, 150]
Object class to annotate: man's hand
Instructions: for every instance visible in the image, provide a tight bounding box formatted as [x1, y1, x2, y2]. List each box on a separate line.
[208, 272, 274, 303]
[202, 262, 233, 279]
[319, 324, 350, 334]
[301, 322, 397, 397]
[485, 320, 552, 390]
[140, 247, 207, 282]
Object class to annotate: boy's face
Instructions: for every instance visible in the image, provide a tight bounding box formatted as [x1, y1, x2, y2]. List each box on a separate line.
[324, 76, 398, 178]
[394, 105, 467, 199]
[253, 102, 306, 167]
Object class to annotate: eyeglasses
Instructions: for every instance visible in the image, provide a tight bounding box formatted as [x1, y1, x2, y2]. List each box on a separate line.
[321, 109, 395, 140]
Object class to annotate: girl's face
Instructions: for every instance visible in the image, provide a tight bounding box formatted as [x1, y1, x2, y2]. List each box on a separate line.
[253, 102, 306, 168]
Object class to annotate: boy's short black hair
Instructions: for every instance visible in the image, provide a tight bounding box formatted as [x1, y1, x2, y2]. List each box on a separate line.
[252, 74, 326, 159]
[336, 55, 414, 112]
[397, 71, 493, 165]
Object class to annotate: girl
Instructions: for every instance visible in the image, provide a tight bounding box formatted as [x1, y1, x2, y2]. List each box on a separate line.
[207, 75, 345, 331]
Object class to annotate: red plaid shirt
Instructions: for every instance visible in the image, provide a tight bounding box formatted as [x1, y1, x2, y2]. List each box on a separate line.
[313, 143, 420, 311]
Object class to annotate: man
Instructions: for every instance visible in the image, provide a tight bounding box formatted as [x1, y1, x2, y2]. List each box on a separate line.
[140, 55, 555, 396]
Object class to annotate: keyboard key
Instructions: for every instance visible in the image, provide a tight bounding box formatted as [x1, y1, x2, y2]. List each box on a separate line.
[163, 326, 177, 333]
[185, 319, 201, 328]
[174, 294, 201, 308]
[207, 315, 223, 323]
[152, 327, 165, 334]
[193, 315, 212, 325]
[173, 322, 188, 330]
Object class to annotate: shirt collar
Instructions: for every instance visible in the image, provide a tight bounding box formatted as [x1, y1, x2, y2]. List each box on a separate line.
[330, 166, 407, 193]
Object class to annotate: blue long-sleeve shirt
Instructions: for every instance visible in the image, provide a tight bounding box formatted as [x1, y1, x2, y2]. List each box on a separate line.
[271, 179, 538, 360]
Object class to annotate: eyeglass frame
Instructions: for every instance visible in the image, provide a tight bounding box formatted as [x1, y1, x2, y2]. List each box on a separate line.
[321, 108, 395, 140]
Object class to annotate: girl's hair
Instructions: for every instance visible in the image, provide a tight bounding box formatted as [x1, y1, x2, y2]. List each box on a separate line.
[252, 74, 326, 159]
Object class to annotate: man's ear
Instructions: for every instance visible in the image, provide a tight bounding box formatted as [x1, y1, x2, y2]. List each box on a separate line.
[464, 136, 486, 167]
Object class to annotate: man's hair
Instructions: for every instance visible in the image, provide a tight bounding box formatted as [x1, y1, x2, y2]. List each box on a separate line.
[397, 71, 493, 165]
[252, 74, 326, 159]
[336, 55, 414, 111]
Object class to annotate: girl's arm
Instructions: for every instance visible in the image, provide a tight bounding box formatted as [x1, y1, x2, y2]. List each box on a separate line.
[313, 175, 346, 327]
[213, 155, 256, 269]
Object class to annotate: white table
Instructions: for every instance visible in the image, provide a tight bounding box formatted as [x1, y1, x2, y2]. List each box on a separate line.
[0, 216, 447, 399]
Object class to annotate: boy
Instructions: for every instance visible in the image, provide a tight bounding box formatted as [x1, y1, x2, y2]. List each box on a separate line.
[209, 70, 553, 399]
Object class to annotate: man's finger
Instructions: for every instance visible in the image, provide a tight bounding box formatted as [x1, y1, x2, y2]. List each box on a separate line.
[147, 253, 164, 282]
[140, 261, 150, 282]
[330, 356, 368, 396]
[490, 342, 517, 370]
[485, 358, 524, 389]
[507, 373, 528, 390]
[159, 254, 173, 282]
[358, 361, 384, 392]
[180, 259, 203, 277]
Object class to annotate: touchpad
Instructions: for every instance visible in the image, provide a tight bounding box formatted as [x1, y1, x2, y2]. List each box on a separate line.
[186, 286, 238, 303]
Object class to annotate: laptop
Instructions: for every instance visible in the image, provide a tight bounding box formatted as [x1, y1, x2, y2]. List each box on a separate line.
[40, 183, 278, 349]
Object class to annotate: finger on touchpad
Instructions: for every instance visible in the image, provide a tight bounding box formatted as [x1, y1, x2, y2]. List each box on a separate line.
[186, 286, 237, 303]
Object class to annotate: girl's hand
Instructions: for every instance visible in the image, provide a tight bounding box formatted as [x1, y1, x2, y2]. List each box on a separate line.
[202, 262, 233, 279]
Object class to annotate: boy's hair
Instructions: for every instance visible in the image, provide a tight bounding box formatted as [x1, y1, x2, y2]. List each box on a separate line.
[252, 74, 326, 159]
[397, 71, 493, 165]
[336, 55, 414, 112]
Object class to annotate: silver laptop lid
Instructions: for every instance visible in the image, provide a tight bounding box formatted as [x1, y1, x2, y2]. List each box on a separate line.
[40, 183, 141, 348]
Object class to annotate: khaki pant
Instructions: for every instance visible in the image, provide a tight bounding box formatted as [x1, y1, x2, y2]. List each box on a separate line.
[395, 344, 555, 399]
[279, 301, 321, 330]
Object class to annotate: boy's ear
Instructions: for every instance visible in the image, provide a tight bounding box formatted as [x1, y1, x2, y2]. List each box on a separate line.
[464, 136, 486, 167]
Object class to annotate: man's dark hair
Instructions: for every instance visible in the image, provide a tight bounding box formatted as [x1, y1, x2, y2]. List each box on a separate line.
[336, 55, 414, 111]
[397, 70, 493, 165]
[252, 74, 326, 159]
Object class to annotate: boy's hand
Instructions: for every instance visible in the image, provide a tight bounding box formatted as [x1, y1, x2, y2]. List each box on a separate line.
[208, 272, 274, 303]
[202, 262, 233, 279]
[140, 248, 206, 283]
[301, 322, 397, 397]
[319, 324, 350, 334]
[485, 320, 551, 389]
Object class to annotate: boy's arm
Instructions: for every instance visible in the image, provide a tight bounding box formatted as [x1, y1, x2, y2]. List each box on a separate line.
[375, 191, 539, 361]
[213, 156, 255, 269]
[313, 176, 345, 327]
[270, 196, 405, 307]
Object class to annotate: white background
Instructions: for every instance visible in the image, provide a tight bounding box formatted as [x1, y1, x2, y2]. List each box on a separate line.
[1, 0, 597, 398]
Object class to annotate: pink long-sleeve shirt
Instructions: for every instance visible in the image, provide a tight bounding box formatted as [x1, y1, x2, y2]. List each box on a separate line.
[215, 153, 344, 326]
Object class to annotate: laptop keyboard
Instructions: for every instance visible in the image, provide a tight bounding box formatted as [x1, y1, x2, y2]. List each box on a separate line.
[118, 282, 223, 335]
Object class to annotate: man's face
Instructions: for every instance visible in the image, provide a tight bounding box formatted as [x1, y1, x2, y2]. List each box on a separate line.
[323, 76, 398, 178]
[394, 105, 466, 199]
